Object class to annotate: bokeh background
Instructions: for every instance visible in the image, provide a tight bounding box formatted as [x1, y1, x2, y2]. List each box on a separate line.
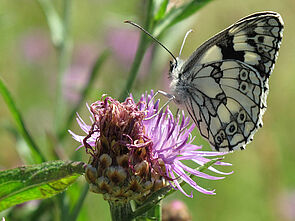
[0, 0, 295, 220]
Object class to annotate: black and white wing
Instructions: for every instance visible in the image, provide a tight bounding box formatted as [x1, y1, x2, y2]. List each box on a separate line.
[184, 60, 268, 151]
[170, 11, 284, 151]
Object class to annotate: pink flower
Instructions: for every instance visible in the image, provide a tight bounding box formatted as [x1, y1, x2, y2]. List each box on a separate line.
[69, 90, 232, 199]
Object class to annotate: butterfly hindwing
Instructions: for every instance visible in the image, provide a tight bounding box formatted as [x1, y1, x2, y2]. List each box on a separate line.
[183, 60, 266, 151]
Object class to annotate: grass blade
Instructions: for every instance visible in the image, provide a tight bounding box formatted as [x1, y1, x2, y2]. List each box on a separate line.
[38, 0, 64, 47]
[154, 0, 214, 37]
[153, 0, 169, 21]
[67, 184, 89, 221]
[0, 78, 46, 163]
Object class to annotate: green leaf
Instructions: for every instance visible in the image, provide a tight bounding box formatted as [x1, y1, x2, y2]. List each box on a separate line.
[132, 157, 225, 217]
[153, 0, 169, 21]
[131, 186, 171, 219]
[128, 157, 226, 220]
[197, 157, 223, 172]
[0, 161, 85, 212]
[154, 0, 213, 37]
[38, 0, 64, 47]
[0, 78, 46, 164]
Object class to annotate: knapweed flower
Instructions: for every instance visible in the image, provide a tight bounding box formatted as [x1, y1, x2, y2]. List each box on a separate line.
[69, 90, 232, 202]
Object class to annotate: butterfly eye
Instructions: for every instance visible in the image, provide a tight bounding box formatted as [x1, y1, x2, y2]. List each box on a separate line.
[225, 121, 238, 135]
[239, 82, 249, 93]
[240, 69, 248, 80]
[169, 61, 175, 73]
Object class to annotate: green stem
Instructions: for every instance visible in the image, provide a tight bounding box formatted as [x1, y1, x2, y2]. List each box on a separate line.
[59, 192, 69, 220]
[109, 201, 133, 221]
[147, 203, 161, 220]
[55, 0, 73, 133]
[67, 184, 89, 221]
[54, 1, 73, 219]
[119, 0, 153, 101]
[0, 78, 46, 163]
[119, 36, 149, 101]
[28, 199, 55, 220]
[145, 203, 161, 221]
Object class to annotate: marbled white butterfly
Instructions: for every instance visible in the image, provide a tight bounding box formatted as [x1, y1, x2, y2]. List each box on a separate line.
[126, 11, 284, 152]
[169, 11, 284, 151]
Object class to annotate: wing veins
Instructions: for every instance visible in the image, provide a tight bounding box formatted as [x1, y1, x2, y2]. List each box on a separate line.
[220, 84, 262, 107]
[233, 40, 280, 50]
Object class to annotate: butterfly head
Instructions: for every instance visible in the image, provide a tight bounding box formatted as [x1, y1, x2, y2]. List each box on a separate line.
[168, 57, 188, 104]
[169, 60, 176, 76]
[168, 57, 185, 79]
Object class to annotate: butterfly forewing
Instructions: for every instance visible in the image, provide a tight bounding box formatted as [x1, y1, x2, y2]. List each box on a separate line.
[170, 12, 284, 151]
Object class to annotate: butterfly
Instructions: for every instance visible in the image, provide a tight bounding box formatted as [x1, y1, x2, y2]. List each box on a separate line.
[169, 11, 284, 151]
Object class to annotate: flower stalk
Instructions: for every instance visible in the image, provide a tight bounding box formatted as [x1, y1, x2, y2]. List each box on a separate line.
[109, 201, 133, 221]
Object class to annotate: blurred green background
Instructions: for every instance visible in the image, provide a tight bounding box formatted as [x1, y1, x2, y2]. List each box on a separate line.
[0, 0, 295, 220]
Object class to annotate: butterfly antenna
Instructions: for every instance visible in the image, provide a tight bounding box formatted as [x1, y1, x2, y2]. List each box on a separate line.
[179, 29, 194, 57]
[124, 20, 178, 65]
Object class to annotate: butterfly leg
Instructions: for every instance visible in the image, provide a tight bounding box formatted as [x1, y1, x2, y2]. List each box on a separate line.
[147, 90, 175, 108]
[144, 90, 175, 120]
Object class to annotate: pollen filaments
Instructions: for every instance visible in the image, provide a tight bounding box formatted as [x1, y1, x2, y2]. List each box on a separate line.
[84, 96, 169, 203]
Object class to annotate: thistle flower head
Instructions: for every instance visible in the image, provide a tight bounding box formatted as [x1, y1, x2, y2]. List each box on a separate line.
[69, 91, 232, 202]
